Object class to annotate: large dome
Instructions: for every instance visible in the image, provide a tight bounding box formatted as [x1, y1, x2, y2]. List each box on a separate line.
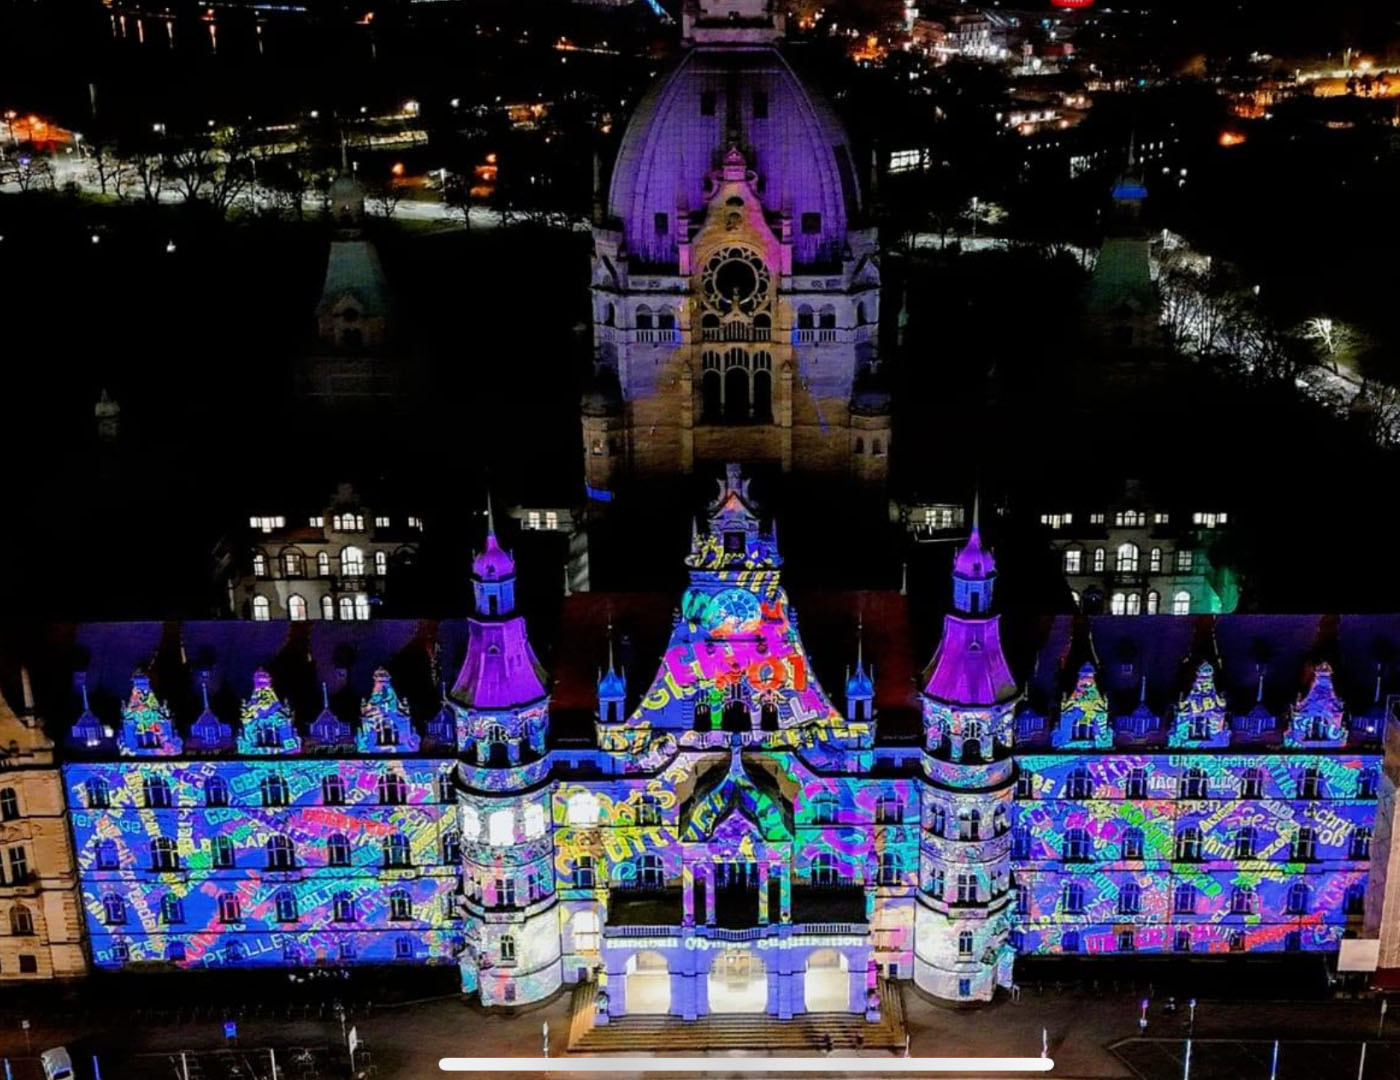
[607, 46, 862, 269]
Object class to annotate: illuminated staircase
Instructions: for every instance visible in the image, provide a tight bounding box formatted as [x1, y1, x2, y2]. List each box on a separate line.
[567, 979, 907, 1052]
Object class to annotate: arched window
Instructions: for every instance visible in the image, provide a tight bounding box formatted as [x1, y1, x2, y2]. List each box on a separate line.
[1115, 543, 1139, 573]
[811, 852, 836, 886]
[856, 301, 867, 324]
[1175, 824, 1202, 861]
[930, 804, 947, 836]
[102, 894, 127, 924]
[96, 839, 119, 869]
[1093, 548, 1106, 573]
[878, 851, 902, 885]
[274, 887, 298, 922]
[1122, 827, 1144, 859]
[143, 776, 172, 809]
[1146, 590, 1160, 614]
[327, 833, 351, 867]
[261, 774, 289, 807]
[1347, 882, 1366, 915]
[812, 793, 838, 825]
[159, 894, 183, 925]
[1011, 826, 1031, 859]
[374, 550, 388, 576]
[1118, 883, 1142, 915]
[341, 547, 365, 576]
[322, 774, 345, 805]
[635, 303, 653, 330]
[1298, 767, 1324, 799]
[441, 830, 461, 864]
[1062, 881, 1085, 914]
[1062, 930, 1081, 953]
[575, 854, 595, 889]
[354, 594, 371, 621]
[1064, 828, 1091, 861]
[1228, 930, 1245, 952]
[567, 792, 599, 826]
[1241, 768, 1264, 798]
[1181, 768, 1208, 799]
[218, 893, 241, 923]
[489, 809, 514, 846]
[638, 853, 664, 889]
[817, 304, 837, 330]
[384, 833, 411, 867]
[499, 935, 517, 964]
[658, 306, 676, 332]
[854, 436, 865, 454]
[322, 595, 335, 620]
[1149, 547, 1163, 572]
[333, 892, 356, 922]
[85, 777, 110, 809]
[1351, 827, 1373, 860]
[1066, 768, 1094, 799]
[0, 788, 17, 821]
[204, 776, 229, 807]
[212, 836, 235, 869]
[288, 594, 308, 621]
[266, 835, 296, 869]
[928, 868, 945, 898]
[150, 837, 178, 871]
[252, 596, 271, 621]
[1118, 930, 1136, 953]
[252, 552, 267, 577]
[1359, 769, 1380, 799]
[1230, 886, 1257, 915]
[283, 550, 304, 577]
[1174, 930, 1192, 953]
[724, 364, 749, 422]
[317, 551, 330, 576]
[1172, 590, 1191, 615]
[461, 805, 481, 840]
[1233, 826, 1257, 860]
[10, 903, 34, 935]
[378, 772, 408, 805]
[1286, 881, 1309, 915]
[1293, 826, 1317, 861]
[753, 366, 772, 421]
[796, 304, 814, 330]
[1111, 592, 1128, 615]
[389, 888, 412, 920]
[958, 930, 974, 956]
[958, 807, 981, 840]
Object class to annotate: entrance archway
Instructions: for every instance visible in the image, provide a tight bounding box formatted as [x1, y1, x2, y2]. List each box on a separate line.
[803, 948, 850, 1012]
[625, 950, 671, 1015]
[708, 950, 767, 1013]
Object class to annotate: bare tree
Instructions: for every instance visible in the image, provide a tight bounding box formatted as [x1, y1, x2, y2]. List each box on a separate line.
[167, 143, 215, 204]
[132, 153, 163, 205]
[10, 149, 54, 194]
[1299, 316, 1358, 375]
[442, 172, 474, 232]
[88, 141, 130, 199]
[369, 179, 407, 220]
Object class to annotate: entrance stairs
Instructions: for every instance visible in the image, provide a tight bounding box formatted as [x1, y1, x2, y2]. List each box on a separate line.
[567, 979, 907, 1052]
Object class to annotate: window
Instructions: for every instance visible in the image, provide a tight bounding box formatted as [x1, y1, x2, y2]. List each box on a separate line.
[261, 774, 288, 807]
[144, 776, 172, 809]
[384, 834, 412, 868]
[1092, 548, 1106, 573]
[102, 894, 127, 924]
[0, 788, 16, 821]
[1126, 769, 1147, 799]
[309, 515, 324, 528]
[927, 869, 945, 898]
[283, 551, 303, 577]
[1294, 826, 1317, 861]
[322, 774, 345, 805]
[499, 935, 517, 965]
[956, 873, 976, 903]
[1089, 513, 1105, 525]
[288, 594, 307, 621]
[355, 594, 371, 621]
[375, 516, 390, 529]
[333, 892, 356, 922]
[1065, 828, 1092, 862]
[812, 853, 837, 886]
[1347, 883, 1366, 915]
[10, 903, 34, 935]
[252, 553, 267, 577]
[1061, 930, 1081, 954]
[341, 547, 365, 576]
[1241, 768, 1264, 798]
[1114, 510, 1145, 527]
[567, 792, 599, 826]
[1359, 769, 1379, 799]
[575, 854, 595, 889]
[1172, 591, 1191, 615]
[150, 837, 179, 871]
[219, 893, 242, 923]
[375, 550, 388, 576]
[389, 889, 412, 920]
[168, 941, 187, 963]
[1299, 767, 1323, 799]
[199, 775, 229, 808]
[1286, 882, 1309, 915]
[1181, 768, 1208, 799]
[1176, 550, 1194, 572]
[395, 935, 415, 960]
[958, 930, 974, 956]
[1122, 828, 1144, 860]
[322, 595, 335, 620]
[545, 511, 559, 530]
[1173, 882, 1197, 915]
[461, 806, 480, 840]
[338, 940, 357, 962]
[328, 833, 351, 867]
[1016, 772, 1034, 799]
[1116, 543, 1139, 573]
[1146, 590, 1160, 614]
[1067, 768, 1094, 799]
[96, 839, 119, 869]
[1149, 548, 1163, 573]
[1174, 825, 1201, 861]
[959, 808, 981, 841]
[85, 777, 110, 809]
[1062, 882, 1085, 914]
[638, 853, 664, 889]
[212, 837, 235, 869]
[1063, 550, 1082, 574]
[1192, 512, 1227, 528]
[801, 212, 822, 235]
[527, 510, 541, 530]
[266, 835, 296, 870]
[408, 516, 423, 530]
[1041, 513, 1073, 529]
[275, 888, 298, 922]
[317, 551, 330, 576]
[812, 794, 837, 825]
[573, 910, 600, 951]
[250, 516, 285, 533]
[1351, 827, 1373, 860]
[1230, 886, 1256, 915]
[637, 797, 660, 827]
[252, 596, 270, 621]
[378, 772, 408, 805]
[489, 809, 514, 846]
[929, 804, 947, 836]
[1012, 827, 1031, 859]
[1117, 930, 1136, 953]
[442, 831, 461, 864]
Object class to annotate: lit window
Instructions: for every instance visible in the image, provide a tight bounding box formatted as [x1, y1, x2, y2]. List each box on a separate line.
[489, 809, 514, 846]
[527, 511, 541, 530]
[524, 803, 546, 839]
[288, 595, 307, 622]
[408, 516, 422, 530]
[567, 792, 599, 826]
[1176, 550, 1194, 572]
[1114, 510, 1145, 527]
[573, 910, 600, 951]
[1041, 513, 1072, 529]
[317, 551, 330, 576]
[1110, 592, 1127, 615]
[1092, 548, 1105, 573]
[252, 553, 267, 578]
[374, 550, 388, 576]
[322, 595, 335, 620]
[1149, 548, 1162, 572]
[309, 515, 324, 528]
[1063, 550, 1082, 574]
[355, 594, 371, 621]
[1154, 513, 1170, 524]
[545, 511, 559, 530]
[283, 551, 303, 577]
[250, 516, 284, 533]
[339, 598, 355, 622]
[1146, 590, 1160, 614]
[375, 516, 390, 528]
[1089, 513, 1105, 525]
[1172, 591, 1191, 615]
[1116, 543, 1139, 573]
[461, 805, 481, 840]
[341, 547, 365, 576]
[889, 148, 923, 173]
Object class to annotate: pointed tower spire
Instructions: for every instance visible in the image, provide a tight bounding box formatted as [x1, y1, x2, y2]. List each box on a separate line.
[485, 488, 496, 538]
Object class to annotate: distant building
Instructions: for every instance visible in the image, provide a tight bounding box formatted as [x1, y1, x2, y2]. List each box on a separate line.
[219, 484, 424, 621]
[0, 671, 86, 981]
[1036, 490, 1239, 615]
[1084, 142, 1162, 355]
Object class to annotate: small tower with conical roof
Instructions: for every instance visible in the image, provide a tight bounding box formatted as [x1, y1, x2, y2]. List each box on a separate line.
[845, 620, 875, 723]
[914, 507, 1019, 1003]
[448, 497, 561, 1006]
[598, 625, 626, 725]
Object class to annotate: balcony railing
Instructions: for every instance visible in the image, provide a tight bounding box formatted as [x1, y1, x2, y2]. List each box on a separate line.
[636, 328, 680, 344]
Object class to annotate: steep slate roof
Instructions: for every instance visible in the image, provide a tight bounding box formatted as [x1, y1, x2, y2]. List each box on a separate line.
[315, 240, 392, 318]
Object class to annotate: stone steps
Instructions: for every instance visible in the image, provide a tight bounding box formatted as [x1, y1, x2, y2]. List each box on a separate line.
[567, 980, 907, 1052]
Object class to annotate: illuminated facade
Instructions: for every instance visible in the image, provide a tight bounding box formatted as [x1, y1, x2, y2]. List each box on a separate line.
[53, 468, 1387, 1012]
[584, 0, 890, 493]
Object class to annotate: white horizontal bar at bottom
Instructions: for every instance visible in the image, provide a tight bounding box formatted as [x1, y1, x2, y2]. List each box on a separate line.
[439, 1057, 1055, 1073]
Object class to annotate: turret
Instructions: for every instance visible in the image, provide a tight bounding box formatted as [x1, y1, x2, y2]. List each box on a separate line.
[845, 622, 874, 723]
[598, 626, 626, 725]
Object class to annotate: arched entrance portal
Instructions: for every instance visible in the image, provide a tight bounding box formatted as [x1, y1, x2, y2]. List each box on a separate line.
[803, 948, 850, 1012]
[708, 950, 767, 1014]
[625, 950, 671, 1015]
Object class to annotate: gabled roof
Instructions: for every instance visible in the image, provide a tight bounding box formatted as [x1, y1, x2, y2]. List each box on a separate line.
[682, 747, 793, 842]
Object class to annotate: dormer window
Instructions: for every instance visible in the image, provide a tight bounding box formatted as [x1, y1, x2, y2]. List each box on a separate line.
[724, 531, 745, 554]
